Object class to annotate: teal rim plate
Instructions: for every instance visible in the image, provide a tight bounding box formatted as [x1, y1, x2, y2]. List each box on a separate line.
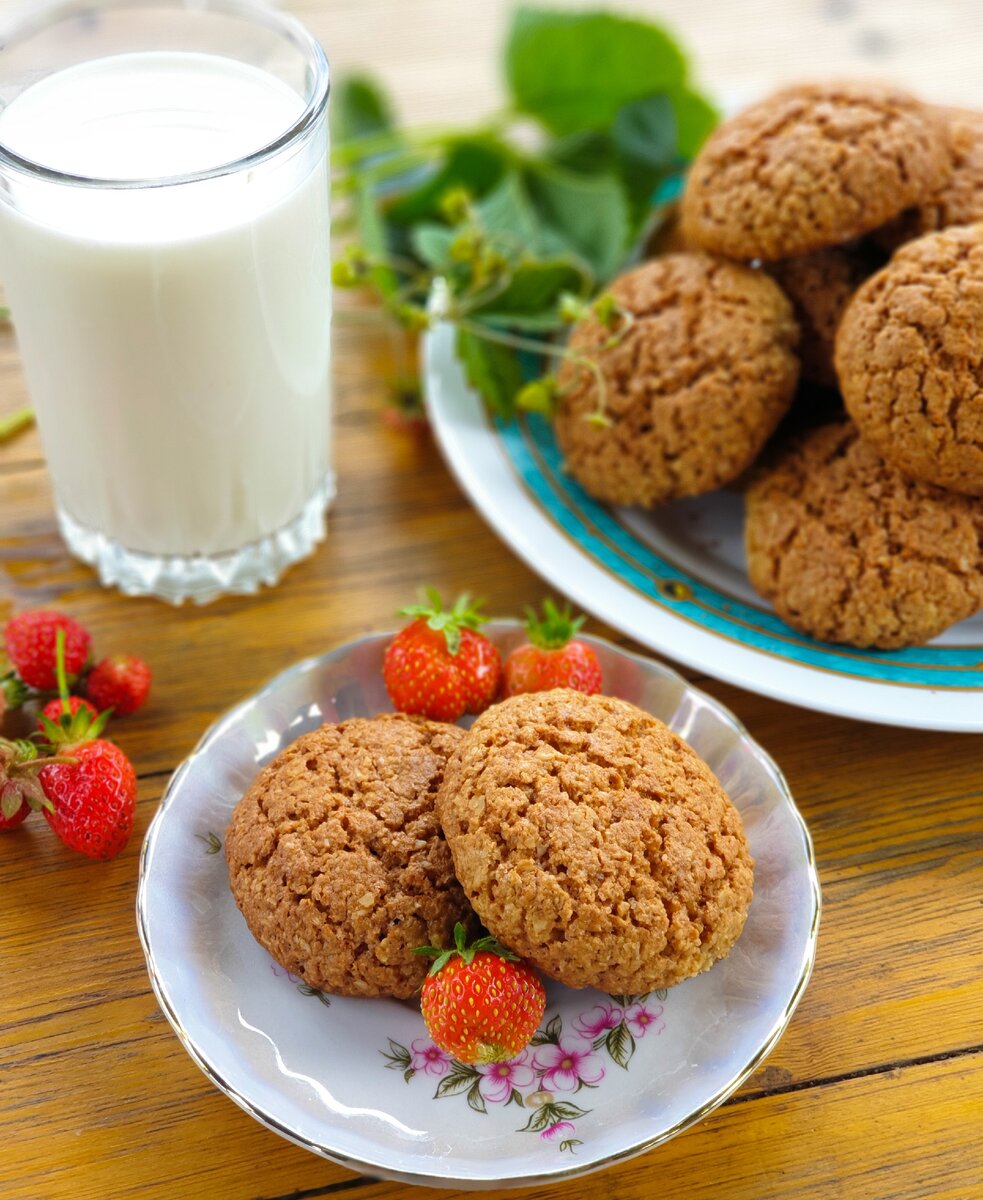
[423, 318, 983, 732]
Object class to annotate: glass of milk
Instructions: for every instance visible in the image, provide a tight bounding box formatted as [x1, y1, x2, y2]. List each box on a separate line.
[0, 0, 333, 603]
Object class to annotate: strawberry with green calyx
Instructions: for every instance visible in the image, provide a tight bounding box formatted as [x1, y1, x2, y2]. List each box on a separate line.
[503, 600, 603, 697]
[415, 922, 546, 1065]
[36, 630, 136, 860]
[3, 610, 90, 690]
[0, 738, 71, 830]
[1, 673, 31, 720]
[39, 695, 99, 732]
[383, 590, 502, 722]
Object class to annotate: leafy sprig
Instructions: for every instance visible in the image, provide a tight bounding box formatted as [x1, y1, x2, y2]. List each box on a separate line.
[330, 6, 716, 422]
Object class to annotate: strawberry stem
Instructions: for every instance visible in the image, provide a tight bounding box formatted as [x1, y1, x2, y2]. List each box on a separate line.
[55, 627, 71, 706]
[414, 921, 519, 976]
[399, 589, 489, 656]
[524, 598, 586, 651]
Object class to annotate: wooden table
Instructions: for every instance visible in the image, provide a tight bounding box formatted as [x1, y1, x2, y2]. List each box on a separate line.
[1, 3, 981, 1198]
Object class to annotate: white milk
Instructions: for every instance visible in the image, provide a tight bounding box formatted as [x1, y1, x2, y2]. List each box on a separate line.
[0, 52, 332, 557]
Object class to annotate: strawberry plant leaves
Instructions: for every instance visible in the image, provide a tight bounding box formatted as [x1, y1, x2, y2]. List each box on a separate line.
[670, 85, 719, 158]
[469, 259, 590, 329]
[411, 223, 455, 269]
[505, 7, 686, 136]
[387, 136, 512, 225]
[332, 74, 397, 146]
[613, 94, 677, 170]
[604, 1020, 636, 1069]
[455, 327, 523, 418]
[524, 164, 630, 281]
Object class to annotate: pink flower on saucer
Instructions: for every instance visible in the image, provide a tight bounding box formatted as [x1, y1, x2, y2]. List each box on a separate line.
[477, 1052, 535, 1103]
[532, 1040, 605, 1092]
[573, 1002, 623, 1040]
[541, 1120, 576, 1142]
[410, 1039, 451, 1077]
[625, 1002, 664, 1039]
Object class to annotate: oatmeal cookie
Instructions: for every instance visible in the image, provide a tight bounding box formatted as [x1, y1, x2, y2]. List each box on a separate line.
[681, 83, 950, 261]
[876, 107, 983, 251]
[436, 689, 754, 994]
[226, 713, 470, 999]
[835, 224, 983, 495]
[553, 253, 799, 506]
[745, 423, 983, 648]
[767, 243, 879, 388]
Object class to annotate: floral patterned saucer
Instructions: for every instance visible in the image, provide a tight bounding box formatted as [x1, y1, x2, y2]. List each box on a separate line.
[137, 626, 820, 1188]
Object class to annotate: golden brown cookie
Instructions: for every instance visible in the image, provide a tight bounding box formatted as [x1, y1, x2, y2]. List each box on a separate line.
[876, 107, 983, 251]
[226, 713, 471, 999]
[745, 423, 983, 648]
[835, 224, 983, 495]
[681, 83, 950, 261]
[553, 253, 800, 506]
[767, 243, 880, 387]
[437, 689, 754, 994]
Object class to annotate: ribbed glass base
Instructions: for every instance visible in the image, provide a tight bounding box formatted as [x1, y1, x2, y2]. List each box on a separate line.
[57, 473, 336, 605]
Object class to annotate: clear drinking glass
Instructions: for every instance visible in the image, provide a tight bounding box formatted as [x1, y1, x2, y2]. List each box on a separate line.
[0, 0, 332, 603]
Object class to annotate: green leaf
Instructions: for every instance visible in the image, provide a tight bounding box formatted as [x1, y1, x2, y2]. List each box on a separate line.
[613, 94, 677, 170]
[530, 1012, 563, 1046]
[354, 178, 398, 299]
[474, 172, 543, 250]
[524, 165, 630, 281]
[670, 85, 719, 159]
[411, 223, 455, 269]
[469, 258, 590, 326]
[546, 130, 615, 175]
[455, 327, 523, 419]
[332, 74, 396, 145]
[381, 1038, 413, 1072]
[466, 1079, 488, 1114]
[505, 7, 687, 136]
[604, 1020, 636, 1069]
[387, 137, 511, 225]
[435, 1063, 482, 1100]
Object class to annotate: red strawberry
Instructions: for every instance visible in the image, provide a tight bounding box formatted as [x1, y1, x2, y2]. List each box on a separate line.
[39, 739, 137, 859]
[4, 610, 90, 690]
[416, 924, 546, 1064]
[85, 654, 151, 716]
[39, 695, 99, 731]
[34, 629, 135, 860]
[503, 600, 602, 697]
[383, 590, 501, 722]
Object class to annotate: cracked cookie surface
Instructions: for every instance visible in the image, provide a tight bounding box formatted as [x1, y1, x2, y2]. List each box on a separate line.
[835, 224, 983, 495]
[553, 253, 800, 507]
[226, 713, 470, 999]
[767, 243, 879, 388]
[876, 107, 983, 251]
[436, 689, 754, 993]
[681, 83, 949, 261]
[745, 422, 983, 648]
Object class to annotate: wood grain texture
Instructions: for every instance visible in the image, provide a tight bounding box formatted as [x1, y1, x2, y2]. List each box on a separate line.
[2, 3, 983, 1199]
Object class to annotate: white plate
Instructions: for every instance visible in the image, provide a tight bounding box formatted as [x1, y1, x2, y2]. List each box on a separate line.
[137, 626, 820, 1189]
[423, 322, 983, 731]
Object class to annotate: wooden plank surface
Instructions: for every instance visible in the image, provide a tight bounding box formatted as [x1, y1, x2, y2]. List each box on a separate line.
[2, 3, 983, 1200]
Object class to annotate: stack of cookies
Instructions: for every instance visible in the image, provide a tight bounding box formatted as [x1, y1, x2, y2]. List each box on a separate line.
[225, 691, 754, 1001]
[554, 82, 983, 650]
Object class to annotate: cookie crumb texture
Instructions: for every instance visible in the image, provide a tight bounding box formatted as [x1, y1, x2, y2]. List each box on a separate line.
[554, 254, 799, 507]
[226, 714, 471, 999]
[681, 83, 949, 261]
[836, 225, 983, 495]
[746, 423, 983, 648]
[767, 244, 878, 388]
[876, 108, 983, 251]
[437, 690, 754, 994]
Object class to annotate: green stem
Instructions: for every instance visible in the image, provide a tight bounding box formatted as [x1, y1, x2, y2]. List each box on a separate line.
[55, 627, 71, 705]
[0, 406, 34, 445]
